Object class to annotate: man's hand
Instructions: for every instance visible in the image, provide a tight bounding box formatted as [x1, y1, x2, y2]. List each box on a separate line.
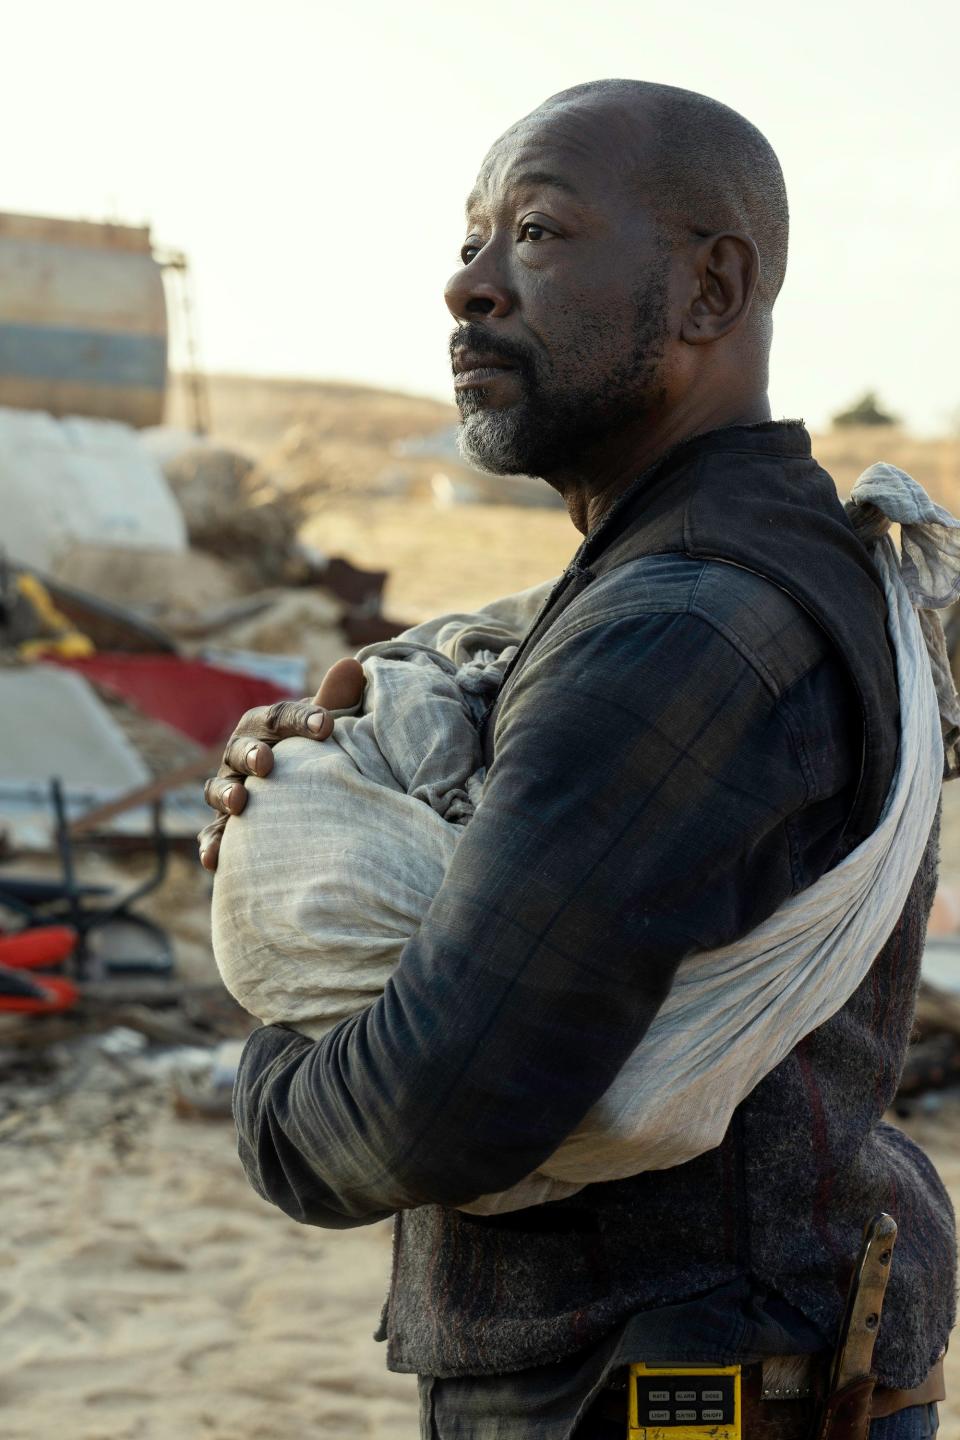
[198, 657, 365, 871]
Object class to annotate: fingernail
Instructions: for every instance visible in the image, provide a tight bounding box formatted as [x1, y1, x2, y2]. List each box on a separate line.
[246, 744, 261, 769]
[306, 711, 326, 733]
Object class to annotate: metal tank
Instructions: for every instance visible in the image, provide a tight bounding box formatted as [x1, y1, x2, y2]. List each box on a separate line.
[0, 211, 168, 427]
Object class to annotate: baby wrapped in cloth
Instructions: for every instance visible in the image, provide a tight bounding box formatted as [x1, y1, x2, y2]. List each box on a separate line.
[213, 465, 958, 1215]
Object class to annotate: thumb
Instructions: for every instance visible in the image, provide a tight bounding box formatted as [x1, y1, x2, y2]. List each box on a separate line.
[315, 657, 365, 711]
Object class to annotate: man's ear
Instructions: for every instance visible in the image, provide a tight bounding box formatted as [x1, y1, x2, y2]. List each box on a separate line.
[680, 233, 759, 345]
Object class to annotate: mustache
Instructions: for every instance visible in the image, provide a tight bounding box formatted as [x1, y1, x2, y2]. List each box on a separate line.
[448, 325, 537, 377]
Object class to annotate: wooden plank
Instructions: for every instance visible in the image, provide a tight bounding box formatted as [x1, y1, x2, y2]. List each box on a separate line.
[67, 748, 220, 836]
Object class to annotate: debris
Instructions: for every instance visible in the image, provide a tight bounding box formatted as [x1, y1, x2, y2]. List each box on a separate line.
[163, 445, 299, 587]
[159, 590, 282, 638]
[171, 1038, 244, 1119]
[920, 937, 960, 995]
[0, 964, 78, 1014]
[92, 687, 206, 780]
[20, 568, 178, 653]
[0, 777, 175, 979]
[287, 547, 387, 613]
[53, 542, 244, 619]
[897, 968, 960, 1100]
[3, 570, 94, 660]
[0, 666, 151, 847]
[200, 646, 308, 696]
[48, 653, 296, 748]
[67, 749, 220, 839]
[95, 1003, 214, 1049]
[899, 1033, 960, 1097]
[202, 588, 350, 692]
[0, 407, 186, 570]
[95, 1025, 148, 1057]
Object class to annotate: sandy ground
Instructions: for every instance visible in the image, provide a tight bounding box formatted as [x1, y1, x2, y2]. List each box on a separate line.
[0, 1091, 416, 1440]
[2, 1021, 958, 1440]
[302, 494, 579, 622]
[5, 392, 960, 1438]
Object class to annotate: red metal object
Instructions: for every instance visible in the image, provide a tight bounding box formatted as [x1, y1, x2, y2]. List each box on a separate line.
[0, 969, 78, 1013]
[48, 654, 295, 747]
[0, 926, 77, 969]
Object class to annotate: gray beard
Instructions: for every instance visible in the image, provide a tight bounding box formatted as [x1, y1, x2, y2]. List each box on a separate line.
[454, 275, 669, 480]
[457, 408, 537, 476]
[456, 366, 666, 480]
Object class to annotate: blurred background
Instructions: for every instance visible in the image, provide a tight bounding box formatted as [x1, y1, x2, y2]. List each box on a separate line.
[0, 2, 958, 1437]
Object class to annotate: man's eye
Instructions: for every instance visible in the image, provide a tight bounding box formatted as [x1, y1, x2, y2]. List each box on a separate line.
[461, 241, 482, 264]
[518, 222, 553, 243]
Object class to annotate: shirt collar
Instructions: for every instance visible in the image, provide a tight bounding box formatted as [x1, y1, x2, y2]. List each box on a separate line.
[576, 420, 812, 568]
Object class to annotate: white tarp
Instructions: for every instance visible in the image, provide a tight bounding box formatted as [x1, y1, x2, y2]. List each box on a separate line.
[0, 667, 206, 845]
[0, 407, 187, 569]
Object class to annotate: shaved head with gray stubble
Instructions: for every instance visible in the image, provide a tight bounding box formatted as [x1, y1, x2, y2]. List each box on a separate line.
[445, 79, 790, 498]
[558, 79, 790, 318]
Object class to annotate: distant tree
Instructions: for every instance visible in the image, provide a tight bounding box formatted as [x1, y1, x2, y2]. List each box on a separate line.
[831, 390, 899, 428]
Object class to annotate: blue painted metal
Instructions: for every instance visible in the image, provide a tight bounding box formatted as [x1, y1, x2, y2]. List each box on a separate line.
[0, 324, 166, 389]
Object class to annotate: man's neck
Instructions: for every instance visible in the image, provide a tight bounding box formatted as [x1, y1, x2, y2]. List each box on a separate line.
[552, 393, 773, 535]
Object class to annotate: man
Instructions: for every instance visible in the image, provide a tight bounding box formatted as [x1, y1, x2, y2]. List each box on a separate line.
[201, 80, 954, 1438]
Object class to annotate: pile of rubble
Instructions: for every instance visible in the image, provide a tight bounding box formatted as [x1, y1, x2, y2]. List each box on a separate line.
[0, 406, 409, 1083]
[0, 409, 408, 849]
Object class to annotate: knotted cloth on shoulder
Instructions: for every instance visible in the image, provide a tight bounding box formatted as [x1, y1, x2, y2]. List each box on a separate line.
[845, 461, 960, 777]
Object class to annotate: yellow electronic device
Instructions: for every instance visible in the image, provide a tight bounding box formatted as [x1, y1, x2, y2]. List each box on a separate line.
[628, 1363, 741, 1439]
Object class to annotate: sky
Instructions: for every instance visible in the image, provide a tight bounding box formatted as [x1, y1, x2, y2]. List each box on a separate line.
[2, 0, 957, 433]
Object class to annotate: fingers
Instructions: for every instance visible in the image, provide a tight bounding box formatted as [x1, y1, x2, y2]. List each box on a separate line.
[222, 739, 276, 780]
[203, 772, 249, 817]
[258, 697, 334, 741]
[220, 701, 334, 776]
[316, 657, 365, 711]
[198, 679, 350, 873]
[198, 816, 227, 872]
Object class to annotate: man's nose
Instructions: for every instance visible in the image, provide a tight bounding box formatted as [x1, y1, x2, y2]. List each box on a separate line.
[444, 259, 513, 322]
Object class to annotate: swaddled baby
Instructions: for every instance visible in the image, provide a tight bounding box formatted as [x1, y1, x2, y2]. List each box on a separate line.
[213, 511, 934, 1216]
[212, 580, 552, 1050]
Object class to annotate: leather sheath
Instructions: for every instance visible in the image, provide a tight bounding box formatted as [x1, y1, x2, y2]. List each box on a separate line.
[812, 1375, 876, 1440]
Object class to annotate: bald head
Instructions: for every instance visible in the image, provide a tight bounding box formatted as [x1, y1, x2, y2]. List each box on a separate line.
[445, 78, 782, 501]
[530, 80, 789, 313]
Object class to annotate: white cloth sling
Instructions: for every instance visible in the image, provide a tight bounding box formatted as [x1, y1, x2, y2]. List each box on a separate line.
[212, 465, 959, 1216]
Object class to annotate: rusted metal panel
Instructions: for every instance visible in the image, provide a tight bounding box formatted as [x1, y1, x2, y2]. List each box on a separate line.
[0, 211, 167, 427]
[0, 211, 152, 253]
[0, 377, 165, 429]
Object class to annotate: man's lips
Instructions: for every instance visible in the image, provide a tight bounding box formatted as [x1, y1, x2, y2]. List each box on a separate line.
[452, 351, 518, 390]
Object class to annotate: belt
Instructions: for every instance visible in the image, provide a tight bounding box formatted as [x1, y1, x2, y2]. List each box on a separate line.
[759, 1353, 944, 1419]
[589, 1355, 944, 1437]
[765, 1353, 944, 1411]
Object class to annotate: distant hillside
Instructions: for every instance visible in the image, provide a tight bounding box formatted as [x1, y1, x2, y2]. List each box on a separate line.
[168, 372, 455, 457]
[168, 373, 960, 514]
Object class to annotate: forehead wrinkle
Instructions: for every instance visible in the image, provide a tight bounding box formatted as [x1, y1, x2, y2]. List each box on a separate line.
[466, 156, 595, 225]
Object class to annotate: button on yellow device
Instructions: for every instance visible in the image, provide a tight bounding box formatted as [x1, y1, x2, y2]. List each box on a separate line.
[628, 1363, 741, 1440]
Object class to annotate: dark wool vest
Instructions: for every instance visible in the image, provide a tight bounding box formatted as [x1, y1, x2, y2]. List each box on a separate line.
[383, 424, 956, 1387]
